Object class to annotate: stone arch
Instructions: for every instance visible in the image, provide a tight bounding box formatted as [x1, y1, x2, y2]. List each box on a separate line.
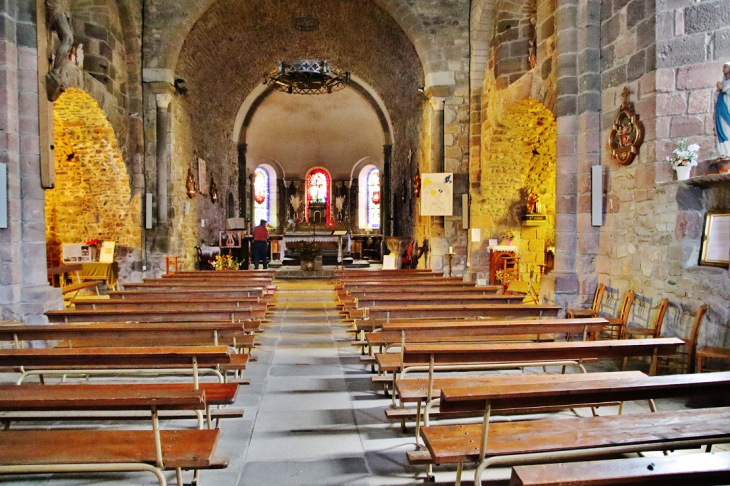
[45, 88, 141, 270]
[145, 0, 445, 82]
[477, 98, 556, 273]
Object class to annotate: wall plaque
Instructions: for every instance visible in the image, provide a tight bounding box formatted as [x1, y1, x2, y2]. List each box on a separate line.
[609, 87, 644, 166]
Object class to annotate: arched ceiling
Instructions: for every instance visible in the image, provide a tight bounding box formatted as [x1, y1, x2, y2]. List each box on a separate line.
[142, 0, 469, 84]
[247, 88, 385, 180]
[174, 0, 424, 175]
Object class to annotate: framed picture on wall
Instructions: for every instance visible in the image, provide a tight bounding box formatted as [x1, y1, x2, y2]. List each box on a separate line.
[198, 158, 207, 195]
[700, 212, 730, 268]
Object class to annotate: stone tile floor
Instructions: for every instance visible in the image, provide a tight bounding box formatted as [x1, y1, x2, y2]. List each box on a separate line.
[0, 279, 727, 485]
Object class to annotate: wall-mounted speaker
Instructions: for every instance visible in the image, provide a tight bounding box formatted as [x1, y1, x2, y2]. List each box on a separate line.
[145, 193, 153, 229]
[591, 165, 603, 227]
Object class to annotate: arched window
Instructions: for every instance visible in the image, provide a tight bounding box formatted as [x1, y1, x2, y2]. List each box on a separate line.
[253, 167, 269, 224]
[366, 168, 380, 228]
[305, 168, 332, 226]
[358, 163, 380, 229]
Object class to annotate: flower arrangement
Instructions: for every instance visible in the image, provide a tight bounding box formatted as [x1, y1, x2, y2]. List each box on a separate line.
[296, 241, 321, 261]
[666, 139, 700, 168]
[210, 254, 240, 270]
[85, 238, 100, 247]
[501, 230, 516, 241]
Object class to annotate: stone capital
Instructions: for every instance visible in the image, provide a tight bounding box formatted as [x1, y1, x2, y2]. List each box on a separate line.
[155, 93, 174, 109]
[429, 97, 446, 111]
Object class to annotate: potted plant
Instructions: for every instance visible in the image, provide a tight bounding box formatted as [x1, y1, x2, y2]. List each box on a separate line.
[296, 241, 321, 271]
[210, 254, 241, 270]
[666, 139, 700, 181]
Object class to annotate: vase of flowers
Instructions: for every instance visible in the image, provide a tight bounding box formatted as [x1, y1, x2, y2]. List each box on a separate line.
[210, 254, 240, 270]
[296, 241, 322, 271]
[666, 139, 700, 181]
[501, 230, 516, 246]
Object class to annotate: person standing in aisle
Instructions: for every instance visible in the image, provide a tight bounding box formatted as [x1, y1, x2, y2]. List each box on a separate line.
[252, 219, 269, 269]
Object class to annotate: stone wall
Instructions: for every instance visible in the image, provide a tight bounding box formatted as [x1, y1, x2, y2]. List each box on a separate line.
[45, 88, 141, 280]
[0, 0, 62, 323]
[567, 0, 730, 348]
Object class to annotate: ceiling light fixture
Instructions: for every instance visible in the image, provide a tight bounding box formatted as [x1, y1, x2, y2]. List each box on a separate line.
[264, 60, 350, 95]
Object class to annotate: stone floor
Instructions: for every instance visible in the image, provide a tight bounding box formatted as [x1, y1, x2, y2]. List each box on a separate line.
[1, 279, 727, 485]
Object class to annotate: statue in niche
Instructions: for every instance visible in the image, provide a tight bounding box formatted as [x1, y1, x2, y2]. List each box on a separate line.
[526, 189, 542, 214]
[186, 167, 196, 198]
[716, 62, 730, 159]
[45, 0, 74, 101]
[528, 16, 537, 69]
[210, 177, 218, 204]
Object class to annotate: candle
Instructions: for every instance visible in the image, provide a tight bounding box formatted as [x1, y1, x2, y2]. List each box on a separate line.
[449, 246, 453, 254]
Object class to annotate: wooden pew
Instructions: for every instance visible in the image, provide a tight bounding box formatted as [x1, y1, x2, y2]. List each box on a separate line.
[72, 299, 269, 313]
[0, 382, 243, 427]
[45, 307, 265, 323]
[0, 385, 228, 485]
[374, 339, 684, 400]
[0, 346, 244, 385]
[338, 280, 478, 292]
[123, 282, 277, 294]
[333, 269, 435, 277]
[365, 303, 562, 320]
[164, 269, 277, 277]
[143, 277, 273, 284]
[346, 295, 525, 317]
[509, 451, 730, 486]
[368, 318, 608, 351]
[345, 287, 502, 299]
[0, 322, 259, 353]
[391, 370, 645, 432]
[416, 371, 730, 486]
[110, 289, 267, 299]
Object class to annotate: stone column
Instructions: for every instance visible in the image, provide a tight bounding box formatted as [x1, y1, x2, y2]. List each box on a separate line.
[430, 97, 446, 173]
[382, 144, 392, 236]
[155, 92, 173, 226]
[237, 143, 247, 218]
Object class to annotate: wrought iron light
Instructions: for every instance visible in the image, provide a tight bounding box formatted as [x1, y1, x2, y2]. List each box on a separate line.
[264, 60, 350, 95]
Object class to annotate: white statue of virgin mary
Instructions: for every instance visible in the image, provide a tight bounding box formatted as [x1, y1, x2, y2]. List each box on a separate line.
[716, 62, 730, 158]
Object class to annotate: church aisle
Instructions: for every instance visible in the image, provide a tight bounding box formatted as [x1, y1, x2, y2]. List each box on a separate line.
[237, 279, 421, 486]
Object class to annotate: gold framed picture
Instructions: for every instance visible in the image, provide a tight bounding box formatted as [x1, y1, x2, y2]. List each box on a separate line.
[700, 212, 730, 268]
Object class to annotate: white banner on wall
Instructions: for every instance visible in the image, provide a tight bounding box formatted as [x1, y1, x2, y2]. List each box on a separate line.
[420, 173, 453, 216]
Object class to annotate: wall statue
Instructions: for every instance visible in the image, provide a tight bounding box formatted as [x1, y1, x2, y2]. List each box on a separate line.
[716, 62, 730, 159]
[45, 0, 74, 102]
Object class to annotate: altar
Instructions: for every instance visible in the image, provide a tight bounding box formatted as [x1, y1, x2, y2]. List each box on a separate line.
[281, 232, 342, 256]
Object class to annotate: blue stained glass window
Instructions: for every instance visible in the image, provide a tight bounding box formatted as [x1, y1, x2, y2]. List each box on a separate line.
[367, 168, 380, 228]
[253, 167, 269, 224]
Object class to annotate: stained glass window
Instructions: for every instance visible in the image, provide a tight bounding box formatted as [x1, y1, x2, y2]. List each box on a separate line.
[367, 168, 380, 228]
[308, 171, 328, 203]
[253, 167, 269, 224]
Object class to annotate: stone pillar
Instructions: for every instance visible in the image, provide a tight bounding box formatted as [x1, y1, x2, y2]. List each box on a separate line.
[382, 144, 392, 236]
[237, 143, 247, 219]
[155, 92, 173, 226]
[430, 97, 446, 173]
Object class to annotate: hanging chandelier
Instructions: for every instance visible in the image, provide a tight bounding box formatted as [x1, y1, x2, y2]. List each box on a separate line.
[264, 60, 350, 95]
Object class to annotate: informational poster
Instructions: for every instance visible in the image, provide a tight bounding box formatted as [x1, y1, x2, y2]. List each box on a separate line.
[198, 158, 207, 195]
[99, 241, 116, 263]
[420, 173, 453, 216]
[700, 213, 730, 267]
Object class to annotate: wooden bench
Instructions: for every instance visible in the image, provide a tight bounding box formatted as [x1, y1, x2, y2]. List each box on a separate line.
[391, 370, 645, 432]
[123, 282, 277, 295]
[374, 339, 683, 400]
[72, 299, 269, 313]
[345, 295, 525, 316]
[509, 451, 730, 486]
[417, 371, 730, 485]
[365, 303, 562, 320]
[164, 270, 277, 277]
[338, 281, 478, 292]
[110, 289, 267, 299]
[0, 345, 245, 386]
[0, 385, 227, 485]
[0, 322, 259, 354]
[343, 287, 502, 300]
[45, 307, 266, 323]
[0, 382, 243, 428]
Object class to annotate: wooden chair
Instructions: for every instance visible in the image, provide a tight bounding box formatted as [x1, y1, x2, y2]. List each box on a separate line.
[165, 255, 179, 274]
[601, 290, 634, 340]
[500, 257, 520, 288]
[656, 304, 708, 374]
[624, 297, 669, 339]
[566, 283, 605, 319]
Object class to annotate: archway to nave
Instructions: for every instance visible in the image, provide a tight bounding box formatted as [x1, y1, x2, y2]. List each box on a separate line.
[45, 88, 141, 273]
[245, 87, 387, 231]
